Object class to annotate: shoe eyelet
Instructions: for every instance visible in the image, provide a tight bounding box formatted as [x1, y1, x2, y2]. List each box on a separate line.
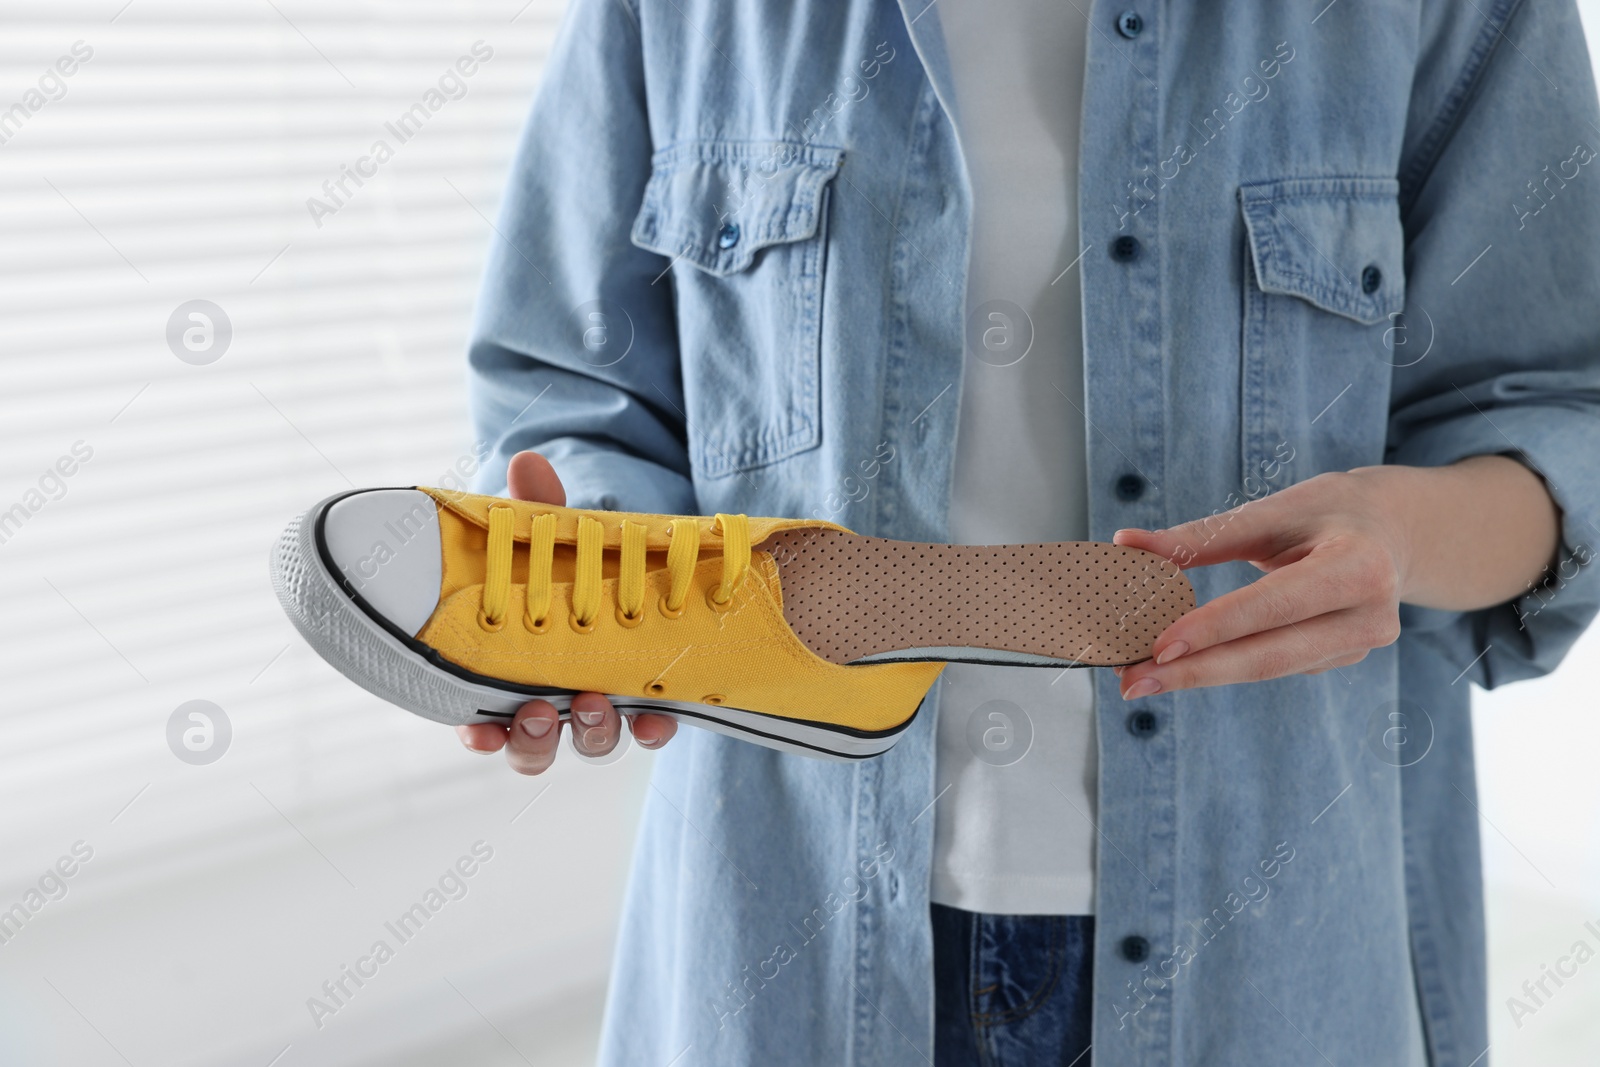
[524, 613, 550, 635]
[477, 608, 505, 632]
[615, 605, 644, 629]
[658, 594, 686, 620]
[569, 613, 597, 635]
[703, 693, 725, 706]
[645, 680, 667, 696]
[706, 587, 734, 613]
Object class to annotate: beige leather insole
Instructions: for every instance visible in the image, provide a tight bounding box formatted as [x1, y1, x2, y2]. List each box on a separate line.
[758, 529, 1194, 667]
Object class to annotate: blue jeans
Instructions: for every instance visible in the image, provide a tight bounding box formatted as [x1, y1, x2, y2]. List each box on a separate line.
[932, 903, 1094, 1066]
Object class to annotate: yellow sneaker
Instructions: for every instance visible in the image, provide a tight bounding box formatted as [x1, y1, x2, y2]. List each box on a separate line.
[271, 487, 1193, 759]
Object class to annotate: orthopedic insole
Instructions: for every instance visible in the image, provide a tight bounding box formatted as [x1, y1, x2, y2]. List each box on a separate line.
[758, 529, 1194, 667]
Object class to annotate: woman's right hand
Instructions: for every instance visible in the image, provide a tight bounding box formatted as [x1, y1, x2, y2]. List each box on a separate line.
[454, 451, 679, 774]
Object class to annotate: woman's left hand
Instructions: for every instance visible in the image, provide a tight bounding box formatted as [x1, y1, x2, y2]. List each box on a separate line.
[1109, 468, 1413, 700]
[1112, 455, 1563, 699]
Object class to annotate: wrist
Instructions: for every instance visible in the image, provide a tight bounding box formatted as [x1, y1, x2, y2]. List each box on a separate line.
[1347, 455, 1562, 611]
[1346, 463, 1425, 601]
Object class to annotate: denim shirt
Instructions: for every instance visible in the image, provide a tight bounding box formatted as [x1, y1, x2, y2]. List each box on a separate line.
[466, 1, 1600, 1063]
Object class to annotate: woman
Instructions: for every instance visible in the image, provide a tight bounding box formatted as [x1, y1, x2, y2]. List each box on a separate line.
[458, 1, 1600, 1063]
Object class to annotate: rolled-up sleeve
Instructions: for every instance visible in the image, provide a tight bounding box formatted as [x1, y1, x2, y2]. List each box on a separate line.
[467, 0, 696, 515]
[1387, 0, 1600, 686]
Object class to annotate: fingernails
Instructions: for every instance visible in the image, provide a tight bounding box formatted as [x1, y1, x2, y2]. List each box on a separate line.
[1123, 677, 1161, 700]
[1155, 641, 1189, 665]
[638, 734, 663, 749]
[521, 715, 554, 739]
[581, 725, 609, 749]
[575, 707, 605, 726]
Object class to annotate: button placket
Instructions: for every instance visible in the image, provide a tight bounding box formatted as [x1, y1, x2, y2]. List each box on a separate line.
[1081, 5, 1175, 1054]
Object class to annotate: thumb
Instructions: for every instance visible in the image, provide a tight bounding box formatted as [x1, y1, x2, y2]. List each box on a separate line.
[506, 451, 567, 506]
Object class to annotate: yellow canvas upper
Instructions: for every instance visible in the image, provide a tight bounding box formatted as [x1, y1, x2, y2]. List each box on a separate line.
[413, 488, 945, 733]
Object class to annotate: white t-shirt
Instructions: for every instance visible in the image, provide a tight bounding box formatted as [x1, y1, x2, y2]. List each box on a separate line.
[930, 0, 1095, 916]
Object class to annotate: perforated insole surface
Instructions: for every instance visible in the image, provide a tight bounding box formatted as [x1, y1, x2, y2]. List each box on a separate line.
[758, 529, 1194, 667]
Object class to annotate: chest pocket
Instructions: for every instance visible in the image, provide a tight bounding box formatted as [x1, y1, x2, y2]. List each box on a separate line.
[1237, 175, 1407, 495]
[631, 141, 843, 479]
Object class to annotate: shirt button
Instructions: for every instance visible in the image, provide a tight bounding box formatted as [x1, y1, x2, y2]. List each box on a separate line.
[1361, 263, 1382, 293]
[1111, 234, 1141, 261]
[1115, 473, 1145, 501]
[1127, 709, 1159, 737]
[1116, 10, 1143, 38]
[1121, 935, 1151, 962]
[718, 221, 741, 249]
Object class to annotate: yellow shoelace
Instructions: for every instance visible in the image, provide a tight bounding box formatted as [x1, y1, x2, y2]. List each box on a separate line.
[479, 509, 751, 631]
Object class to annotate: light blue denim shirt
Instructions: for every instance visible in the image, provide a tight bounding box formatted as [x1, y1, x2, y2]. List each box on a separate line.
[467, 1, 1600, 1063]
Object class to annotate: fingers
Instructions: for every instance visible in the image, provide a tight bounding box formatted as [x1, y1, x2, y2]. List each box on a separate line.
[1142, 538, 1399, 667]
[507, 451, 567, 505]
[1118, 604, 1398, 697]
[1110, 471, 1411, 696]
[460, 696, 676, 773]
[1304, 652, 1369, 676]
[628, 712, 678, 750]
[1113, 495, 1303, 571]
[502, 458, 621, 766]
[502, 453, 671, 757]
[567, 691, 622, 759]
[457, 722, 508, 754]
[504, 699, 564, 775]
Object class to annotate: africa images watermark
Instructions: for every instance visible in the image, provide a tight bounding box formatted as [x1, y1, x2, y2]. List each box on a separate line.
[0, 440, 96, 547]
[1505, 917, 1600, 1029]
[812, 441, 896, 524]
[307, 41, 495, 228]
[705, 839, 897, 1034]
[0, 40, 94, 147]
[1110, 840, 1297, 1030]
[0, 841, 95, 948]
[703, 39, 896, 233]
[786, 40, 896, 146]
[1113, 439, 1298, 635]
[315, 440, 492, 612]
[1512, 141, 1594, 230]
[1113, 40, 1295, 230]
[305, 840, 496, 1029]
[1514, 540, 1592, 631]
[676, 439, 897, 657]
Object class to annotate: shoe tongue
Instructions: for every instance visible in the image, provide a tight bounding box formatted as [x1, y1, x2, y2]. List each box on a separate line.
[750, 547, 786, 608]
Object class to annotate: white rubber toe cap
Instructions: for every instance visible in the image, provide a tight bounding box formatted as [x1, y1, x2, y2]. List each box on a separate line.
[321, 489, 442, 638]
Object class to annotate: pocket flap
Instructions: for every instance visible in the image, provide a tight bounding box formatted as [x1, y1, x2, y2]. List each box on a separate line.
[631, 141, 844, 276]
[1239, 176, 1405, 325]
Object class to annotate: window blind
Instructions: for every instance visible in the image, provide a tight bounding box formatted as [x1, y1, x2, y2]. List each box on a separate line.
[0, 4, 650, 1065]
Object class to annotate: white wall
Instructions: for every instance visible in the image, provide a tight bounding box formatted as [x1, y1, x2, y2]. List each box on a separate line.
[1477, 4, 1600, 1059]
[0, 2, 1596, 1065]
[0, 3, 645, 1065]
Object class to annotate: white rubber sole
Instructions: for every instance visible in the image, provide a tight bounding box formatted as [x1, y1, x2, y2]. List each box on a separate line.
[269, 490, 914, 761]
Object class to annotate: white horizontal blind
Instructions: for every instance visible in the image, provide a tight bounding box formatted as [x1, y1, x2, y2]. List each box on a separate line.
[0, 4, 654, 1065]
[0, 0, 569, 889]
